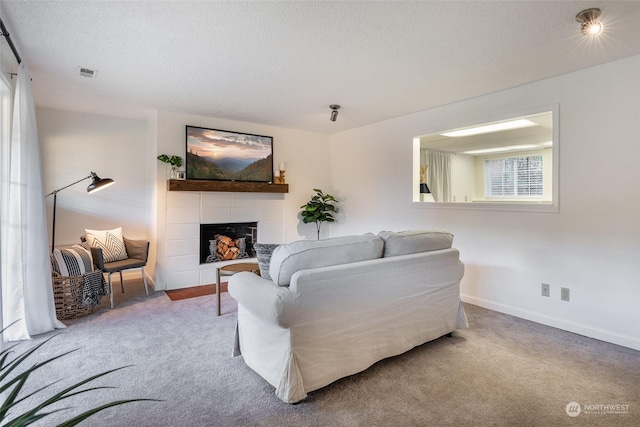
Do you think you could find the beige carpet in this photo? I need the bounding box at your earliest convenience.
[15,279,640,426]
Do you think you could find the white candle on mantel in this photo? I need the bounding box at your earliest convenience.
[274,170,280,177]
[279,161,286,171]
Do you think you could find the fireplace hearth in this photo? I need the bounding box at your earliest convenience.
[200,222,257,264]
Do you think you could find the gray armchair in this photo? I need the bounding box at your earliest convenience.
[89,237,149,308]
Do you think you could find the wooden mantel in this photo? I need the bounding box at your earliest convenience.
[167,179,288,193]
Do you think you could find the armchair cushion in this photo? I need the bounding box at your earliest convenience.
[89,237,149,272]
[85,227,128,263]
[123,237,149,262]
[100,257,147,273]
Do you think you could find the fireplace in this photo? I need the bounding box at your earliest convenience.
[199,222,258,264]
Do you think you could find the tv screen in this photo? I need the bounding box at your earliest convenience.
[185,126,274,182]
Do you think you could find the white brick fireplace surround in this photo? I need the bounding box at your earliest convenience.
[161,191,284,290]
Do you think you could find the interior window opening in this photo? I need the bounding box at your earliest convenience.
[413,108,557,210]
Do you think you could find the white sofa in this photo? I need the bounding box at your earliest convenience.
[228,230,468,403]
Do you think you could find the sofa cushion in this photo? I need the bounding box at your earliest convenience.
[378,229,453,257]
[269,233,384,286]
[254,243,280,280]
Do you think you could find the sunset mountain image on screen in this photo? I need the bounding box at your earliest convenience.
[185,126,274,182]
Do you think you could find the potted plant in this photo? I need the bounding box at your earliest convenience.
[157,154,183,179]
[299,188,338,239]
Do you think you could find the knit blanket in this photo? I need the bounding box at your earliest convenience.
[82,270,108,307]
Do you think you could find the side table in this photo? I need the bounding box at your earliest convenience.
[216,262,260,316]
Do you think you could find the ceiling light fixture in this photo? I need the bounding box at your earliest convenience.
[330,104,340,122]
[462,141,552,156]
[440,119,537,138]
[576,8,603,36]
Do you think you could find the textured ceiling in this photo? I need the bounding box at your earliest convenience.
[2,1,640,134]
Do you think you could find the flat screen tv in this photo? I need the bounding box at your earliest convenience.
[185,126,274,182]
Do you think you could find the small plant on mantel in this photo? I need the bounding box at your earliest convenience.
[157,154,183,179]
[157,154,182,167]
[299,188,338,240]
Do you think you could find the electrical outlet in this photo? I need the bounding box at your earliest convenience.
[561,287,570,302]
[541,283,550,297]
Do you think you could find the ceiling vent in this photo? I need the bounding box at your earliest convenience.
[77,66,98,78]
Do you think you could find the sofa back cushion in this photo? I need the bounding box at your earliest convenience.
[269,233,384,286]
[378,229,453,257]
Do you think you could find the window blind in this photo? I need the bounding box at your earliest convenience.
[485,155,543,198]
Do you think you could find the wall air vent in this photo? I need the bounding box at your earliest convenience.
[76,66,98,78]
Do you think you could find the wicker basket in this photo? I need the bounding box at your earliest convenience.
[52,272,99,320]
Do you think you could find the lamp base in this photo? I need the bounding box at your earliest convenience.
[420,193,435,202]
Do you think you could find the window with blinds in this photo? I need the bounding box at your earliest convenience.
[485,155,543,198]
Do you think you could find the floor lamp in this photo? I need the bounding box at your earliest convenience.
[45,171,115,253]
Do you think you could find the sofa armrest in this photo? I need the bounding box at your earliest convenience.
[228,272,293,327]
[123,237,149,262]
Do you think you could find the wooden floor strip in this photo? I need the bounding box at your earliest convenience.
[165,282,228,301]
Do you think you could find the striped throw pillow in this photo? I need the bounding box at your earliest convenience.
[52,245,93,277]
[254,243,280,280]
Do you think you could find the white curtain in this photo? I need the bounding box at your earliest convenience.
[1,63,64,341]
[422,149,452,202]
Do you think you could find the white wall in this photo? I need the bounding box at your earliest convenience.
[38,108,156,275]
[328,55,640,351]
[154,110,331,290]
[34,52,640,350]
[450,153,474,202]
[37,106,330,291]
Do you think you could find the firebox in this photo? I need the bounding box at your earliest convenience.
[199,222,258,264]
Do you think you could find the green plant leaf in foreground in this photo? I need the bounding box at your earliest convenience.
[0,333,160,426]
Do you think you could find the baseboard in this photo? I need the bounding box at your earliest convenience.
[461,294,640,352]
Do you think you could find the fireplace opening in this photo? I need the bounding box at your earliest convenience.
[200,222,258,264]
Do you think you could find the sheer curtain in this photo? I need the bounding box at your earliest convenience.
[421,149,452,202]
[0,70,10,344]
[1,63,64,341]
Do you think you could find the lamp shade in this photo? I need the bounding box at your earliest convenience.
[87,171,115,194]
[419,183,431,194]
